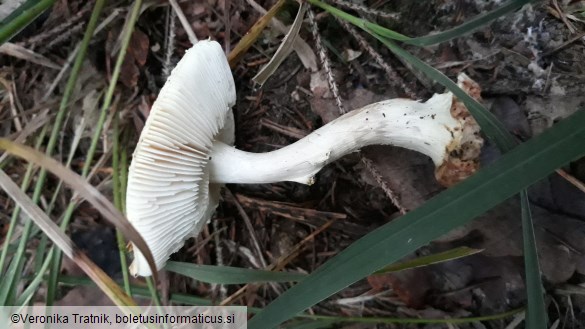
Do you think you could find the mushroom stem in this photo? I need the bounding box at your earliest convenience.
[209,92,469,185]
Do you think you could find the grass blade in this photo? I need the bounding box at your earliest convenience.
[0,170,138,308]
[0,0,56,45]
[55,274,521,326]
[253,2,308,85]
[306,0,409,42]
[367,36,545,328]
[0,138,158,279]
[374,247,483,274]
[407,0,535,46]
[248,109,585,328]
[44,0,147,305]
[227,0,286,67]
[307,0,537,47]
[0,127,48,305]
[521,191,547,327]
[0,126,46,275]
[165,262,306,284]
[113,114,131,296]
[291,308,523,325]
[1,0,107,306]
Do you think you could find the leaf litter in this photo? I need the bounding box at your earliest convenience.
[0,0,584,327]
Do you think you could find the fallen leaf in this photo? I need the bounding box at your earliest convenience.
[368,268,430,308]
[118,29,150,88]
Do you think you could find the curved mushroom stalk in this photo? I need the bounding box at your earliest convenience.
[126,39,483,277]
[209,74,483,187]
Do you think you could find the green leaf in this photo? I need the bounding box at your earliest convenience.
[0,0,57,45]
[248,110,585,328]
[374,247,483,274]
[307,0,537,47]
[306,0,409,42]
[55,274,522,325]
[289,308,523,325]
[520,191,547,326]
[366,36,546,329]
[405,0,536,46]
[165,262,306,284]
[283,320,336,329]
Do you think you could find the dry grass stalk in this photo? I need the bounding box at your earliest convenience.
[307,7,345,114]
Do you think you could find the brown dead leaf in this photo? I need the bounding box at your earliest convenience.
[366,273,394,291]
[118,29,149,88]
[128,29,149,66]
[368,269,430,308]
[119,57,140,89]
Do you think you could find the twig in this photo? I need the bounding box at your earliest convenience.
[224,189,283,296]
[0,77,23,131]
[272,218,337,271]
[260,119,308,140]
[220,218,337,306]
[22,3,91,48]
[555,168,585,194]
[234,193,367,235]
[551,0,576,34]
[168,0,198,45]
[44,23,85,51]
[224,189,268,268]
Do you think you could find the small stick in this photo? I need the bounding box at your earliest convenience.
[260,119,308,140]
[556,168,585,194]
[224,189,283,295]
[224,189,268,269]
[220,218,337,306]
[168,0,198,44]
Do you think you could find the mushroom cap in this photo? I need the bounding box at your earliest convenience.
[127,40,236,277]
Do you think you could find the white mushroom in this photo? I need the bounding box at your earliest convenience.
[127,40,483,277]
[127,40,235,277]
